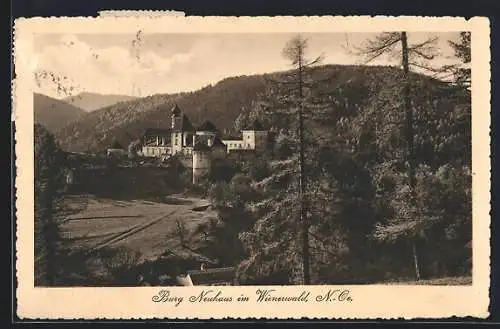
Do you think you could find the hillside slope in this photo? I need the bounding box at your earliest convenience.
[54,65,467,153]
[34,93,86,133]
[55,74,267,152]
[63,92,138,112]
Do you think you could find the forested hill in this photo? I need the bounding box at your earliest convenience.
[54,65,466,153]
[34,93,86,133]
[55,74,267,152]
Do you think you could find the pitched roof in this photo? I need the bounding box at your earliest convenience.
[182,115,195,131]
[243,119,265,131]
[171,103,182,115]
[196,120,219,132]
[187,267,236,285]
[143,128,171,137]
[172,114,195,132]
[222,134,242,140]
[193,142,211,151]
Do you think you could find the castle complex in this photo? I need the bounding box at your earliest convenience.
[138,104,268,183]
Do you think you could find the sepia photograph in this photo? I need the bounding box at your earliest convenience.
[14,16,490,319]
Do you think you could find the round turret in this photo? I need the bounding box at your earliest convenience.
[192,142,212,184]
[211,136,227,159]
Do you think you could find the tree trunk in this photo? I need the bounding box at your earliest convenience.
[401,31,421,282]
[298,53,311,285]
[41,165,56,286]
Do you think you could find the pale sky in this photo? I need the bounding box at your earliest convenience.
[33,32,462,99]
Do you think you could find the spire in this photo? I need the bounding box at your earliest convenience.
[110,139,124,150]
[171,103,182,116]
[243,119,265,131]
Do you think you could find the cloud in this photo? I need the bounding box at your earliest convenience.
[34,34,194,98]
[33,32,463,99]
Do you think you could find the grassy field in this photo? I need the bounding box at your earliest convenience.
[384,276,472,285]
[58,193,472,286]
[60,193,217,263]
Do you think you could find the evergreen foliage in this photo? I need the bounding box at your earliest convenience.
[34,123,65,285]
[206,34,472,284]
[38,33,472,285]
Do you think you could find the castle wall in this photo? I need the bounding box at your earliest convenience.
[223,139,245,152]
[182,147,193,156]
[140,145,192,158]
[212,147,227,159]
[177,153,193,168]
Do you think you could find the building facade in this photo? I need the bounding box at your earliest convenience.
[141,128,172,157]
[178,266,236,286]
[192,141,212,184]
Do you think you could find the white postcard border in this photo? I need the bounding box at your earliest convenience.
[13,16,491,319]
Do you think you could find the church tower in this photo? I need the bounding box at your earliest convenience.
[171,103,182,130]
[170,104,194,155]
[192,136,212,184]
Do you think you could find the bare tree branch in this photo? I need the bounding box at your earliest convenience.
[353,32,401,64]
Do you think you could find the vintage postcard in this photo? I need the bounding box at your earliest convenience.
[13,16,491,319]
